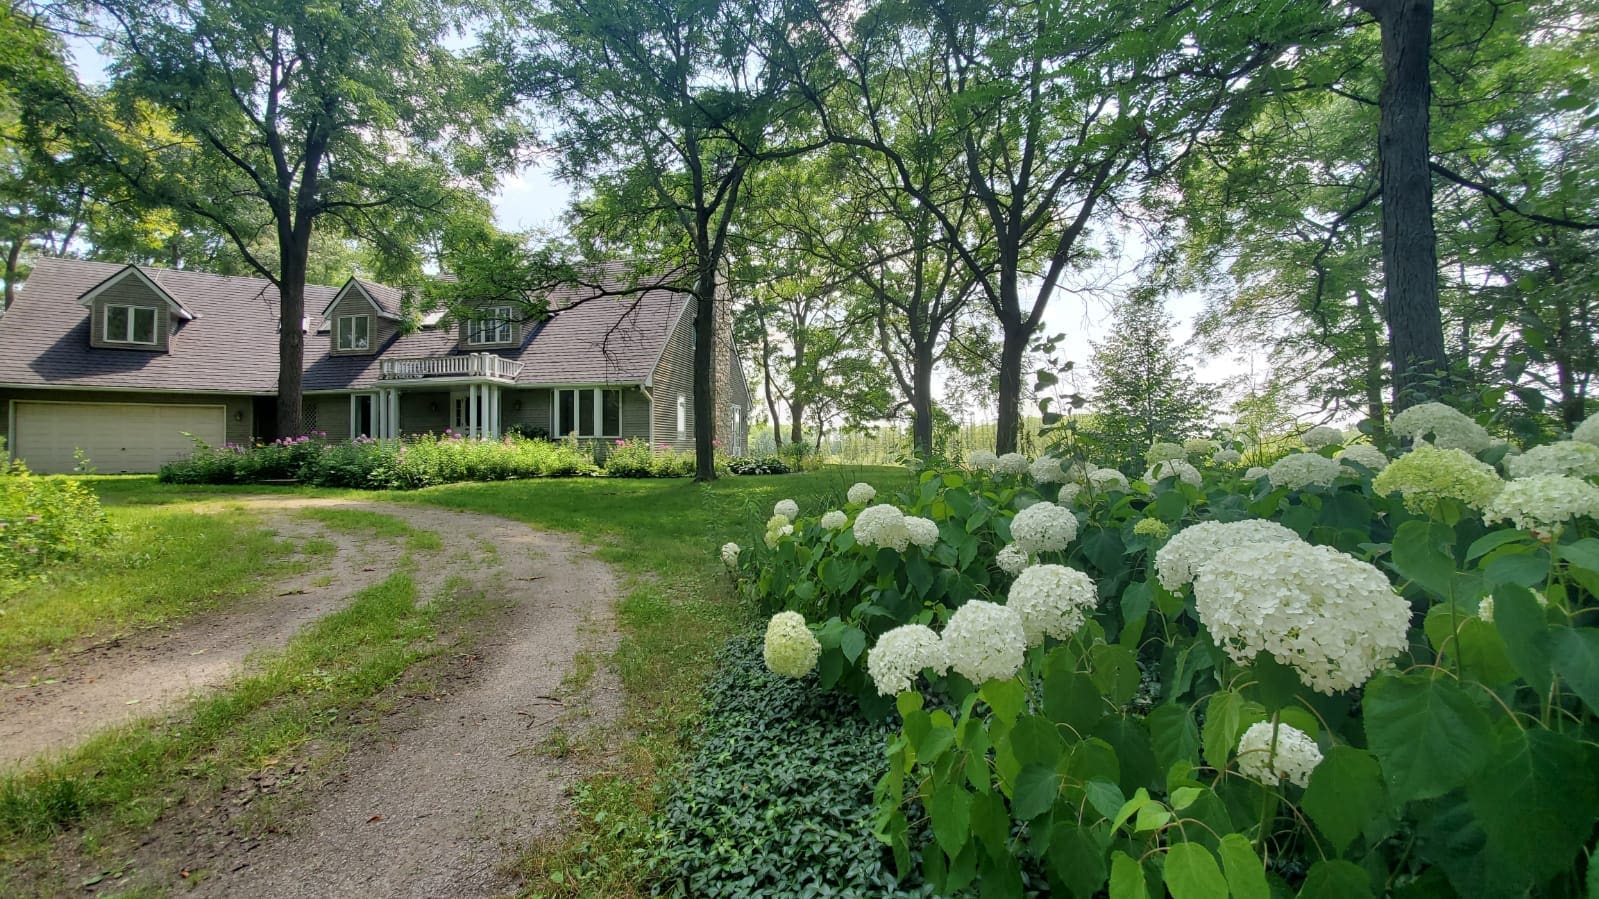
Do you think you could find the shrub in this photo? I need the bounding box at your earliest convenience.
[0,462,112,578]
[602,438,695,478]
[727,454,791,475]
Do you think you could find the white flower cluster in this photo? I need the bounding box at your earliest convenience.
[1301,426,1346,450]
[1132,518,1170,539]
[853,504,912,551]
[764,514,793,549]
[1336,444,1390,473]
[996,544,1031,576]
[943,600,1027,684]
[1193,541,1411,694]
[1007,564,1098,645]
[763,611,821,678]
[1147,459,1203,487]
[866,624,950,696]
[905,516,940,549]
[1211,448,1242,467]
[847,482,877,505]
[1391,402,1494,453]
[1576,411,1599,447]
[1009,502,1079,554]
[773,498,800,521]
[1031,455,1069,484]
[1506,441,1599,480]
[1483,474,1599,535]
[1371,445,1503,515]
[1235,722,1323,788]
[966,450,999,470]
[1089,468,1130,492]
[997,452,1031,475]
[820,510,848,530]
[721,542,741,569]
[1244,466,1269,480]
[1057,483,1082,505]
[1267,452,1341,490]
[1155,518,1303,591]
[1147,442,1188,464]
[1183,437,1218,455]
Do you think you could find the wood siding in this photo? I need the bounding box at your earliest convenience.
[326,287,398,356]
[650,298,697,452]
[88,276,172,352]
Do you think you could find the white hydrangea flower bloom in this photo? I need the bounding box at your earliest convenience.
[1155,519,1303,591]
[820,510,848,530]
[1211,448,1242,467]
[943,600,1027,685]
[1006,564,1098,646]
[773,498,800,521]
[1194,541,1411,694]
[995,544,1030,576]
[847,482,877,505]
[1506,441,1599,480]
[905,516,940,549]
[763,611,821,678]
[1133,518,1170,539]
[866,624,950,696]
[997,452,1031,475]
[764,514,794,549]
[1371,445,1503,515]
[1057,483,1082,505]
[1183,437,1218,456]
[720,542,740,569]
[1483,474,1599,535]
[1267,453,1341,490]
[1146,442,1188,464]
[1146,459,1203,487]
[1009,502,1079,554]
[1575,411,1599,447]
[1088,468,1130,492]
[1235,722,1323,788]
[1031,455,1069,484]
[1244,466,1269,480]
[1336,444,1390,473]
[1391,402,1494,453]
[1301,426,1346,450]
[967,450,999,470]
[853,503,912,551]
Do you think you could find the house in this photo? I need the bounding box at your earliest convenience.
[0,258,753,473]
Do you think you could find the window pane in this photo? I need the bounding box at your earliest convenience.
[496,307,512,342]
[558,390,576,436]
[338,317,352,349]
[106,305,129,341]
[132,307,156,343]
[602,390,621,436]
[579,389,597,437]
[354,316,369,348]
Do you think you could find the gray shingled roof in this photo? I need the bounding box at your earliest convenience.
[0,257,689,394]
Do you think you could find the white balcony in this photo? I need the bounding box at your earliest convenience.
[378,352,522,382]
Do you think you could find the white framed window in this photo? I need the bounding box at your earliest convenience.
[337,314,371,350]
[467,306,514,345]
[553,388,623,438]
[676,394,686,436]
[104,304,158,345]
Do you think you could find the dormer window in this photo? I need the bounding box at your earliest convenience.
[467,306,514,345]
[337,314,371,351]
[105,304,158,345]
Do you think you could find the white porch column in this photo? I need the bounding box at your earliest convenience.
[469,382,481,439]
[491,385,502,438]
[388,389,400,439]
[374,390,385,440]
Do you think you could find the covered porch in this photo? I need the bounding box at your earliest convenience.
[366,352,522,439]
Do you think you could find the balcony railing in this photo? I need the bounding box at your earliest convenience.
[378,352,522,382]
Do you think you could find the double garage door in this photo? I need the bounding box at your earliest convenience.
[12,401,226,474]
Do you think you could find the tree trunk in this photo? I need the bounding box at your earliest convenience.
[1354,287,1389,439]
[3,239,21,309]
[789,401,805,447]
[1362,0,1449,408]
[759,331,783,448]
[693,262,718,482]
[995,322,1029,454]
[276,234,309,438]
[911,341,936,461]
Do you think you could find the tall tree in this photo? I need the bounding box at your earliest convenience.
[509,0,821,481]
[1084,291,1215,468]
[46,0,520,435]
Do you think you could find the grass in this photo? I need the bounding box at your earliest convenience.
[295,506,444,552]
[0,569,482,897]
[0,505,301,674]
[392,464,915,896]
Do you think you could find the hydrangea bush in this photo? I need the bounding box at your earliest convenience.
[719,422,1599,897]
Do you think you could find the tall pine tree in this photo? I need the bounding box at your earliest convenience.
[1084,293,1215,469]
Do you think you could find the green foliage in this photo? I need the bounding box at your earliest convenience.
[601,438,695,478]
[727,455,793,475]
[0,462,111,578]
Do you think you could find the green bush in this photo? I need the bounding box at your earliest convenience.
[727,410,1599,897]
[0,462,112,578]
[602,438,695,478]
[728,455,792,475]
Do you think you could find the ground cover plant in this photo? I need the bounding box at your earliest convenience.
[0,462,111,580]
[721,407,1599,897]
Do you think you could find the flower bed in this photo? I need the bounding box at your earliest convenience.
[705,404,1599,897]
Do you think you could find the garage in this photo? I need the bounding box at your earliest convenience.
[11,401,226,474]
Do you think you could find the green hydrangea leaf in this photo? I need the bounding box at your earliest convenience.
[1466,728,1599,884]
[1550,626,1599,713]
[1216,834,1269,899]
[1147,703,1200,775]
[929,784,972,856]
[1296,860,1373,898]
[1010,764,1060,820]
[1302,746,1390,853]
[1109,851,1149,899]
[1164,842,1227,899]
[1364,674,1493,803]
